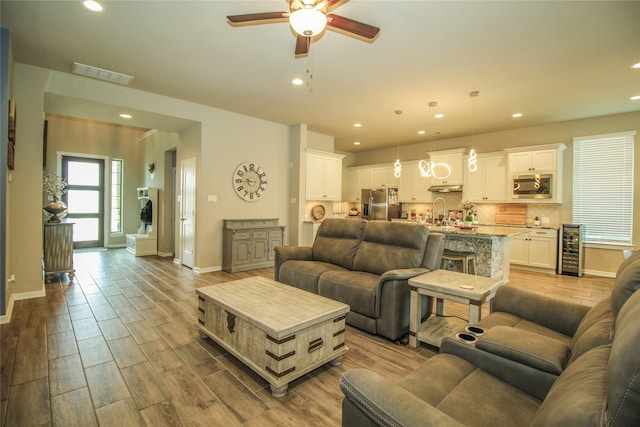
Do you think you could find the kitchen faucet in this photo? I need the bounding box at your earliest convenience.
[433,197,446,226]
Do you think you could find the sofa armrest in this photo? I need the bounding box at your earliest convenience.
[340,369,464,427]
[491,286,590,337]
[379,268,430,283]
[273,246,313,281]
[475,326,570,375]
[440,336,558,401]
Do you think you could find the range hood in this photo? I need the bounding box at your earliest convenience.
[428,184,463,193]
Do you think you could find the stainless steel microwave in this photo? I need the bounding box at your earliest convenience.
[512,174,552,199]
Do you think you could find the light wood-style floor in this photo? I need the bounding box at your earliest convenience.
[0,249,614,426]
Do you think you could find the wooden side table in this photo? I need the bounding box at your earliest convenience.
[44,222,75,283]
[408,269,503,348]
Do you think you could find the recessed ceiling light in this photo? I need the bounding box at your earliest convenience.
[119,113,132,119]
[512,113,523,118]
[434,113,444,119]
[83,1,103,12]
[353,141,361,145]
[418,130,426,135]
[631,63,640,69]
[631,95,640,101]
[354,123,362,128]
[292,78,304,85]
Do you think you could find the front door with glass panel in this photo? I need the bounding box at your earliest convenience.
[61,156,105,248]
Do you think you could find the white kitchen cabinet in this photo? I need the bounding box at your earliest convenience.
[346,167,371,202]
[306,150,345,201]
[509,149,557,173]
[510,228,558,272]
[463,152,507,202]
[427,148,464,185]
[369,165,398,189]
[398,161,431,202]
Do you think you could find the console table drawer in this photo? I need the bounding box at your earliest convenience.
[252,230,268,238]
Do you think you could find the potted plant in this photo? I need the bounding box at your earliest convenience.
[459,200,475,227]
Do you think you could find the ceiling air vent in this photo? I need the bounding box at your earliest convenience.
[72,62,134,85]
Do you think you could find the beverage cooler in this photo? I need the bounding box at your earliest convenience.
[559,224,585,277]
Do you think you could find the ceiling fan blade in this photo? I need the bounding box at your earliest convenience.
[324,0,349,13]
[227,12,288,25]
[295,35,310,57]
[326,14,380,40]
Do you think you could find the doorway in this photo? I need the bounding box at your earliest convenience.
[61,156,105,249]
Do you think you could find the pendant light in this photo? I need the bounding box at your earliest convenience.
[419,102,450,179]
[393,110,402,178]
[468,91,480,172]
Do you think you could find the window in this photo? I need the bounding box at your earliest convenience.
[111,159,123,234]
[572,131,635,245]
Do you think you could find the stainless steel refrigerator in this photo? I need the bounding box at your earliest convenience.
[361,188,401,221]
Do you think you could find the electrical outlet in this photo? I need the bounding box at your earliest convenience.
[8,274,15,282]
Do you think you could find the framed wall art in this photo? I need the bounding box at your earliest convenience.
[7,99,15,170]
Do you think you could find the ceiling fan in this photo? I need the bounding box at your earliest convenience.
[227,0,380,57]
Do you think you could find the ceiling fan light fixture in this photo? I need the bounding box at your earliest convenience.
[289,8,327,37]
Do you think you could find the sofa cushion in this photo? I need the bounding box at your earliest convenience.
[278,260,347,293]
[568,298,613,363]
[477,313,572,346]
[400,354,540,426]
[605,290,640,426]
[531,345,609,426]
[353,221,429,275]
[611,257,640,318]
[476,326,570,375]
[318,270,379,318]
[312,218,366,270]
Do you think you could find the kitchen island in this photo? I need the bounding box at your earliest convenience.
[428,225,528,283]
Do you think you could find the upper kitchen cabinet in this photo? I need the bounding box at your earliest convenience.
[346,167,371,202]
[427,148,465,185]
[505,143,567,203]
[507,144,566,174]
[369,165,399,189]
[306,149,345,201]
[398,161,432,202]
[463,152,507,203]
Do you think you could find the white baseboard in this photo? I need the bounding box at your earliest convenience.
[583,269,616,278]
[1,283,47,324]
[157,251,173,258]
[173,258,181,265]
[193,265,222,274]
[0,295,14,324]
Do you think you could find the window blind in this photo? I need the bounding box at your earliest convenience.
[572,131,635,245]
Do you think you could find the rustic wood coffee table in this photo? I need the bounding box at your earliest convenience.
[408,269,504,348]
[196,276,349,397]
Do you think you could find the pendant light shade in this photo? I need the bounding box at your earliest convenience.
[290,8,327,36]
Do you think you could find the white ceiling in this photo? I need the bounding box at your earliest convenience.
[2,1,639,153]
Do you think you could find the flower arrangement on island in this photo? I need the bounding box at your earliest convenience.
[459,200,476,222]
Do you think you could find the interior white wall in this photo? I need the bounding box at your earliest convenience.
[10,63,294,291]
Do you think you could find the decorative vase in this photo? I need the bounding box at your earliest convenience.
[44,196,67,223]
[464,221,473,227]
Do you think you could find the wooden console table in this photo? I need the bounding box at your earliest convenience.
[408,269,503,348]
[44,222,75,283]
[222,219,285,273]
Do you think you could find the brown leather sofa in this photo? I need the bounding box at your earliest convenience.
[274,218,445,341]
[340,254,640,426]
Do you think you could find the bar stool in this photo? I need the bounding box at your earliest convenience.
[441,249,478,275]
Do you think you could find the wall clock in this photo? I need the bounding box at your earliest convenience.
[233,162,267,202]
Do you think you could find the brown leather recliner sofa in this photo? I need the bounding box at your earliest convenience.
[340,253,640,426]
[274,218,445,341]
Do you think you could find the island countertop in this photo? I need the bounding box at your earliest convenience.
[427,225,530,238]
